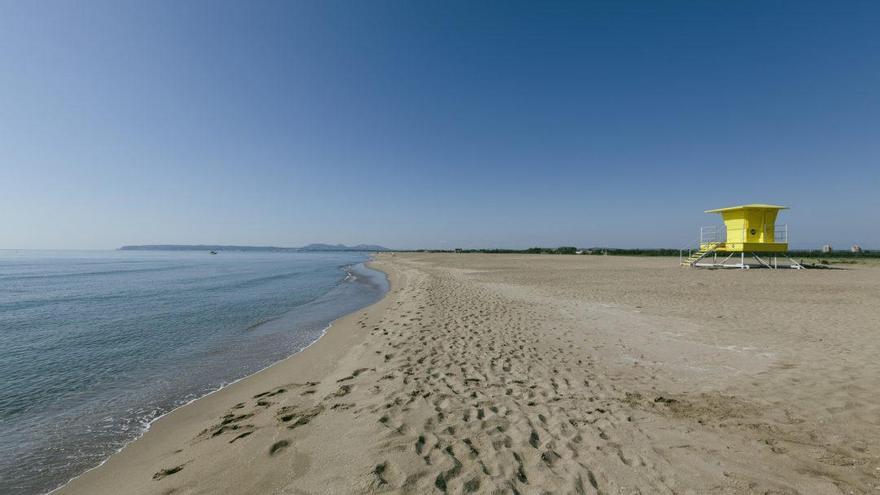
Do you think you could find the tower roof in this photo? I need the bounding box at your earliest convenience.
[705,204,788,214]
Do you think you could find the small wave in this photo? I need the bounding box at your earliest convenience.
[0,264,183,282]
[243,316,282,331]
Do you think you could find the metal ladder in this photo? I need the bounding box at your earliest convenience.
[680,242,721,267]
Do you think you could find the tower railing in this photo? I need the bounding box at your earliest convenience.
[701,224,788,244]
[770,224,788,243]
[700,225,725,244]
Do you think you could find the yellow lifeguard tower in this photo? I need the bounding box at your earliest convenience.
[681,204,802,269]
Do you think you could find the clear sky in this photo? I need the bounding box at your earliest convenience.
[1,1,878,250]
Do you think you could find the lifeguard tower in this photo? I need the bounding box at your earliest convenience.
[680,204,803,269]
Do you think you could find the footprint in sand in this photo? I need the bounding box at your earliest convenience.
[372,462,389,487]
[199,411,255,439]
[277,404,325,429]
[229,431,253,443]
[337,368,372,382]
[269,440,290,456]
[253,387,286,399]
[153,464,185,480]
[332,384,353,397]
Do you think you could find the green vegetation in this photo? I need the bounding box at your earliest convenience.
[524,246,578,255]
[582,248,681,256]
[781,250,879,266]
[407,248,879,261]
[787,250,880,259]
[408,247,675,255]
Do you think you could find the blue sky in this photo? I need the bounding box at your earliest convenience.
[1,1,878,250]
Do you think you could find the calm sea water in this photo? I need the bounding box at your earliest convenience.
[0,250,388,495]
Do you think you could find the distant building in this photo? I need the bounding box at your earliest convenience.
[851,244,862,253]
[822,244,833,253]
[454,248,463,253]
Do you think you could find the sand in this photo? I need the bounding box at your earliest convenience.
[57,253,880,494]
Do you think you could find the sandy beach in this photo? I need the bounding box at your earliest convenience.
[57,253,880,494]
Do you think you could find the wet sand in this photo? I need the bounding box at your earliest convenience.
[58,254,880,494]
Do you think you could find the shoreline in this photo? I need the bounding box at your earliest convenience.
[54,258,395,495]
[54,253,880,493]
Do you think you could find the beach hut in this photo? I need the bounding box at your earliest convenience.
[681,204,802,269]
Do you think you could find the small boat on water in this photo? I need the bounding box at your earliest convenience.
[209,251,218,255]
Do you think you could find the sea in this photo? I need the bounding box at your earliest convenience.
[0,249,388,495]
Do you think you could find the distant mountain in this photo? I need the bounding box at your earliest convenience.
[118,244,391,252]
